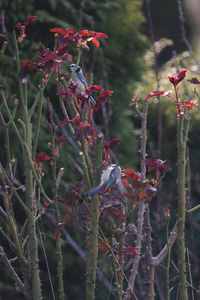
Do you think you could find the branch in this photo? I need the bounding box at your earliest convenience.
[124,99,148,300]
[177,0,200,71]
[152,221,178,267]
[0,246,28,298]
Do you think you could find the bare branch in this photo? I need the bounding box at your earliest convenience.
[0,246,28,297]
[152,221,178,267]
[177,0,200,71]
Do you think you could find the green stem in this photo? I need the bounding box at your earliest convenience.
[166,216,171,300]
[0,163,30,216]
[1,90,23,144]
[52,131,65,300]
[32,82,45,159]
[81,140,93,186]
[0,41,8,57]
[187,204,200,214]
[14,34,42,300]
[177,113,189,300]
[86,134,103,300]
[13,30,25,110]
[2,192,24,260]
[0,113,11,173]
[23,142,53,204]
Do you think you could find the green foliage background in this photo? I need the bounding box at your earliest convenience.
[1,0,200,299]
[0,0,148,299]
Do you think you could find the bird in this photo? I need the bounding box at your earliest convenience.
[69,64,96,105]
[90,164,125,196]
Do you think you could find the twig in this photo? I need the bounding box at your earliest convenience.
[177,0,200,71]
[0,245,28,298]
[152,221,178,267]
[37,223,56,300]
[186,248,195,300]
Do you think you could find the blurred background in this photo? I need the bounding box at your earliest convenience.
[1,0,200,299]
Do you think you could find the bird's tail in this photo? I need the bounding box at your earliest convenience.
[89,182,106,196]
[89,96,96,105]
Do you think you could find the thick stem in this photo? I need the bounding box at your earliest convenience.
[52,131,65,300]
[124,99,148,300]
[177,113,189,300]
[86,134,103,300]
[14,34,41,299]
[142,204,154,300]
[25,113,41,300]
[166,216,171,300]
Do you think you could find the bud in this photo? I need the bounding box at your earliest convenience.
[144,185,157,198]
[164,204,171,219]
[13,94,19,106]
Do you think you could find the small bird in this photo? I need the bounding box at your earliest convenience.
[90,164,125,196]
[69,64,96,105]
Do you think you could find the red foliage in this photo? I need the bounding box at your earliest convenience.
[188,77,200,85]
[123,168,140,179]
[144,90,165,100]
[53,223,64,242]
[143,158,171,173]
[168,70,187,87]
[182,99,198,110]
[16,16,36,43]
[34,152,51,163]
[104,138,120,163]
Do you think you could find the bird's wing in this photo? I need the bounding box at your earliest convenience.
[76,69,88,89]
[105,168,116,189]
[89,96,96,105]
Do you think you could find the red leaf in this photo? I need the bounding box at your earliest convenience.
[124,247,136,256]
[177,70,187,82]
[121,178,129,188]
[96,32,108,39]
[104,138,120,150]
[144,90,165,100]
[24,16,36,27]
[53,223,64,242]
[111,210,125,222]
[123,168,140,179]
[91,37,100,47]
[34,152,51,162]
[57,114,80,127]
[188,77,200,85]
[182,99,198,110]
[85,85,103,93]
[50,28,68,36]
[168,70,187,86]
[57,135,66,146]
[96,90,113,103]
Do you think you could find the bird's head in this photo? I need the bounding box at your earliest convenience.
[70,64,81,73]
